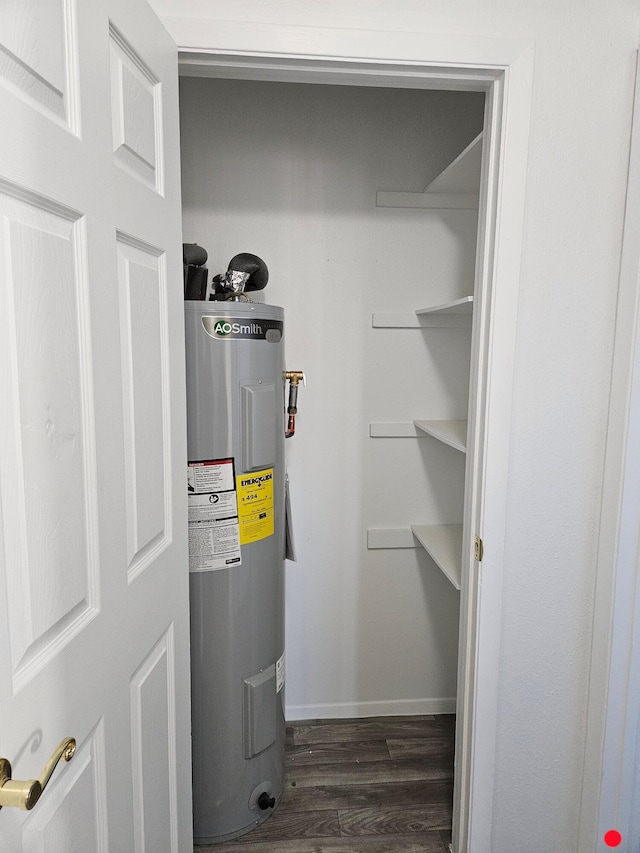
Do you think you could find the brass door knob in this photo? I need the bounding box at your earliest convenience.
[0,738,76,810]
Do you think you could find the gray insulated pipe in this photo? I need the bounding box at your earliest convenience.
[183,243,209,300]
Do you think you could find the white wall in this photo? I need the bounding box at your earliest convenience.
[179,77,484,716]
[149,1,640,850]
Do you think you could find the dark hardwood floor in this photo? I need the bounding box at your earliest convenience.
[199,714,455,853]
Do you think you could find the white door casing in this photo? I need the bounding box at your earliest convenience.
[580,53,640,852]
[0,1,191,851]
[175,29,534,852]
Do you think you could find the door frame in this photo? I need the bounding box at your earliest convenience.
[579,53,640,852]
[173,22,534,852]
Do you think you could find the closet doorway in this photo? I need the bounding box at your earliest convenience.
[178,47,532,853]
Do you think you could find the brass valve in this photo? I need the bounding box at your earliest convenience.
[284,371,305,385]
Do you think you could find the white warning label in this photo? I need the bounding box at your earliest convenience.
[187,458,241,572]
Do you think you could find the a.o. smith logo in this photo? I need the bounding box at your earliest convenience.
[214,320,260,337]
[201,316,283,342]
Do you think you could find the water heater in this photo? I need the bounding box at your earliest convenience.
[184,300,288,844]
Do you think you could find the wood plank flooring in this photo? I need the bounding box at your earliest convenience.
[198,714,455,853]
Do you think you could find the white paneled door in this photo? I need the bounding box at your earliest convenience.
[0,1,192,851]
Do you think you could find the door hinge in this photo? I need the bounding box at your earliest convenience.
[474,535,484,562]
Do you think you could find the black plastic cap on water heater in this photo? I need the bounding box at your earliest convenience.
[227,253,269,292]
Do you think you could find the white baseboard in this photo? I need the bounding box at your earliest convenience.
[285,697,456,721]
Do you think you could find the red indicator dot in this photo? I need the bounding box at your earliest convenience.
[604,830,622,847]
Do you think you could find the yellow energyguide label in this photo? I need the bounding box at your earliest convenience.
[236,468,274,544]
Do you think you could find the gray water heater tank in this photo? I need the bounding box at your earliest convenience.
[184,301,286,844]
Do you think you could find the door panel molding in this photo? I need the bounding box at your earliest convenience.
[0,0,80,132]
[130,626,178,853]
[109,23,163,193]
[116,234,171,582]
[0,181,99,693]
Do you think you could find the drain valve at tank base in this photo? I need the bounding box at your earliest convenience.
[258,792,276,810]
[249,781,276,812]
[284,371,305,438]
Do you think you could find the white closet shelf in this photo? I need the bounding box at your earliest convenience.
[369,420,467,451]
[372,296,473,329]
[423,133,483,194]
[413,419,467,452]
[376,132,483,210]
[366,524,462,591]
[415,295,473,316]
[411,524,462,590]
